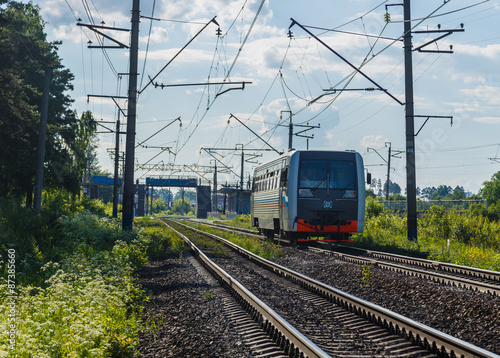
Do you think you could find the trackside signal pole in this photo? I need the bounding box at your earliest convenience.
[122,0,140,230]
[403,0,418,241]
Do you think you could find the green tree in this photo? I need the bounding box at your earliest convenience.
[0,1,92,203]
[171,199,194,216]
[479,171,500,206]
[449,186,466,200]
[151,198,166,213]
[365,188,376,199]
[174,190,196,203]
[430,185,452,200]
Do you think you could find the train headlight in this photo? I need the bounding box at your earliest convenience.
[299,189,313,197]
[343,190,356,199]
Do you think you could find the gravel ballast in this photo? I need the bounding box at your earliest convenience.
[137,253,250,357]
[137,244,500,356]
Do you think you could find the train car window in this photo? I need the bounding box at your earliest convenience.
[299,160,327,189]
[329,160,356,189]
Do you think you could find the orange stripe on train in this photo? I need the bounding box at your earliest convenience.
[296,219,358,233]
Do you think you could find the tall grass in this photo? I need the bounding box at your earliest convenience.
[186,221,282,260]
[353,200,500,271]
[0,197,188,357]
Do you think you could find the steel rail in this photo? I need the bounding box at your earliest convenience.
[173,219,500,358]
[364,249,500,283]
[191,220,500,294]
[312,248,500,296]
[161,220,330,358]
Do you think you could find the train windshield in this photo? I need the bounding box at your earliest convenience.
[299,160,356,190]
[299,160,327,189]
[330,161,356,189]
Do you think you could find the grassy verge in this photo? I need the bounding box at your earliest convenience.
[213,214,257,231]
[351,201,500,272]
[0,201,187,357]
[182,220,281,260]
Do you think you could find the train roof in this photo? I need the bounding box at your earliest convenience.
[253,149,360,172]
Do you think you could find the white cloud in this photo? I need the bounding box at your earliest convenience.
[473,117,500,124]
[460,85,500,106]
[158,0,273,32]
[141,47,215,62]
[141,27,170,44]
[456,43,500,59]
[361,134,387,148]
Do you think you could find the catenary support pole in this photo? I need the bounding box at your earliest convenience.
[112,118,120,218]
[239,149,244,214]
[386,143,391,201]
[122,0,140,230]
[404,0,418,241]
[34,70,51,214]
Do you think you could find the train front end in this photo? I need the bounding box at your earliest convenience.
[285,150,365,242]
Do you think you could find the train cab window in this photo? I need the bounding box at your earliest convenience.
[299,160,327,189]
[329,160,356,189]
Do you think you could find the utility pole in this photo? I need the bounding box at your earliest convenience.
[403,0,417,242]
[213,161,218,212]
[280,110,293,151]
[385,142,392,201]
[240,147,244,214]
[367,144,403,200]
[203,146,270,214]
[278,110,319,151]
[150,186,154,214]
[112,118,120,218]
[122,0,140,230]
[33,70,51,214]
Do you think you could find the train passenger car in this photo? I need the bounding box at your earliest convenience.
[251,150,366,243]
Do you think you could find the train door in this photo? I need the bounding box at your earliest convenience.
[279,163,289,232]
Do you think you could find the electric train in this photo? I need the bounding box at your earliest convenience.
[251,150,366,244]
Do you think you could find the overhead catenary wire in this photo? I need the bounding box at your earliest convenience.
[390,0,491,23]
[210,0,266,103]
[285,0,456,131]
[79,0,119,77]
[237,1,453,158]
[139,0,157,93]
[174,0,266,158]
[65,1,496,185]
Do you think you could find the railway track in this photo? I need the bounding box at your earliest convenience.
[161,218,499,358]
[193,219,500,296]
[312,245,500,296]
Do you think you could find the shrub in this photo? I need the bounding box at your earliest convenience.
[365,199,384,218]
[231,214,252,230]
[0,239,147,357]
[353,203,500,271]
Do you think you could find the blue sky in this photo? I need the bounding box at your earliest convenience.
[33,0,500,194]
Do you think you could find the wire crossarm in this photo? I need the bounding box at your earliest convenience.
[413,26,465,53]
[77,22,130,49]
